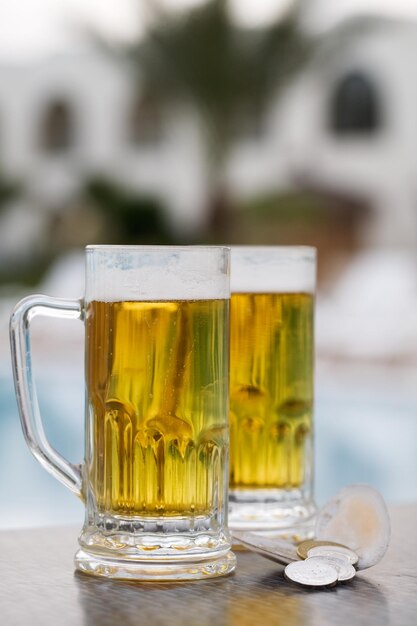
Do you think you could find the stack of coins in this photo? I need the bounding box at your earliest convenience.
[284,540,358,588]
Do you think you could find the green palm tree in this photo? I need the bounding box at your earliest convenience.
[129,0,312,236]
[0,174,19,209]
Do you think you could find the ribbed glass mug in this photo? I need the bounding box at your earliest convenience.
[228,246,317,537]
[10,245,235,581]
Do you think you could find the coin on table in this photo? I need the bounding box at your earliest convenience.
[284,559,339,588]
[297,539,351,560]
[307,545,359,567]
[305,555,356,582]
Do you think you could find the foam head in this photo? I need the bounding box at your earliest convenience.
[85,246,230,302]
[231,246,316,294]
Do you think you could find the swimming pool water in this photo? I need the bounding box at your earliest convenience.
[1,362,416,529]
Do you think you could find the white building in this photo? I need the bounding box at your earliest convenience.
[0,51,209,258]
[1,12,417,260]
[283,16,417,249]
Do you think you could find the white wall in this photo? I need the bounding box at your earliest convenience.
[0,52,210,248]
[1,19,417,254]
[280,21,417,247]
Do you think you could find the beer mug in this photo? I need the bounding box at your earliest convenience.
[228,247,316,536]
[10,245,236,580]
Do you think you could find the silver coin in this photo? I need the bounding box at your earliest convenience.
[306,555,356,582]
[284,559,339,587]
[297,539,348,560]
[307,545,359,566]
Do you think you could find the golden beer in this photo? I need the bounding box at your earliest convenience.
[86,298,229,517]
[229,292,313,490]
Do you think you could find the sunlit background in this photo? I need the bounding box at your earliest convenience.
[1,0,417,528]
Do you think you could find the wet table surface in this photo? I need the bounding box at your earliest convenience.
[1,505,416,626]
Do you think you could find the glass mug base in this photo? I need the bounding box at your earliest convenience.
[228,488,317,540]
[75,512,236,581]
[75,549,236,581]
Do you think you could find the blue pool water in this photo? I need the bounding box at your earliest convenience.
[1,362,416,529]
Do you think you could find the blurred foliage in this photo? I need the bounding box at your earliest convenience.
[83,177,175,244]
[228,190,363,276]
[0,175,178,286]
[132,0,311,167]
[0,174,20,210]
[0,175,44,285]
[83,1,315,238]
[0,255,55,287]
[127,0,312,235]
[243,191,332,222]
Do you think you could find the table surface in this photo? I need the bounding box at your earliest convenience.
[1,505,416,626]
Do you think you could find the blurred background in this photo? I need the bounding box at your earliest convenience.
[1,0,417,528]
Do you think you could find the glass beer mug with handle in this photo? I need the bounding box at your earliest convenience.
[229,246,317,537]
[10,245,236,581]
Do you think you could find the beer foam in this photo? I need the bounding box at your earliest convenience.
[231,246,316,294]
[85,246,230,301]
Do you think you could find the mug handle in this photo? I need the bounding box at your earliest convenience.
[10,295,84,498]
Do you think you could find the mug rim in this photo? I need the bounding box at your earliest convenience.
[230,245,316,256]
[86,244,231,252]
